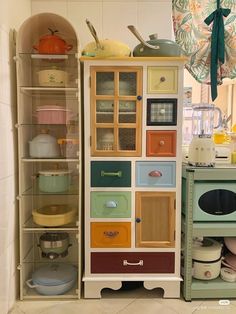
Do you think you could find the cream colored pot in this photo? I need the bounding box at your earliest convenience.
[38,68,68,87]
[192,238,222,280]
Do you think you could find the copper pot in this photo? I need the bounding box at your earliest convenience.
[33,28,73,54]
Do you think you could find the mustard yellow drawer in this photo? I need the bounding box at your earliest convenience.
[91,222,131,248]
[147,66,178,94]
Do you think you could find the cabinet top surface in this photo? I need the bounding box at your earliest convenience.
[182,162,236,180]
[182,162,236,171]
[80,56,187,62]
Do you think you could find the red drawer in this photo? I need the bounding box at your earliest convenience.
[91,252,174,273]
[146,130,176,157]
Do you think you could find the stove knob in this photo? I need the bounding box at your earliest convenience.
[204,271,211,278]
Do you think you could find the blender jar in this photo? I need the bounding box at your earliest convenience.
[191,104,222,138]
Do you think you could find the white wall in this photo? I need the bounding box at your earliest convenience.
[0,1,31,314]
[31,0,173,50]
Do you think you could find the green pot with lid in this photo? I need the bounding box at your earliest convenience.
[38,169,72,193]
[128,25,181,57]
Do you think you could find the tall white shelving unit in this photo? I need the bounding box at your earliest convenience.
[16,13,82,299]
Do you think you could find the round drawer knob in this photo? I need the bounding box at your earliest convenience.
[159,140,165,146]
[204,271,212,278]
[137,95,142,101]
[160,76,166,82]
[135,217,141,223]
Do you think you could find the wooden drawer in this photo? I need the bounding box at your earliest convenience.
[147,66,178,94]
[91,161,131,187]
[146,130,176,157]
[147,98,177,126]
[136,161,176,187]
[91,222,131,248]
[91,252,175,273]
[91,191,131,218]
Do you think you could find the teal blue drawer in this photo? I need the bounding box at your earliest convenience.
[91,161,131,187]
[136,161,176,187]
[91,192,131,218]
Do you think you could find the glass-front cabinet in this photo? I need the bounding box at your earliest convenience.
[81,57,185,299]
[16,14,81,300]
[90,67,142,156]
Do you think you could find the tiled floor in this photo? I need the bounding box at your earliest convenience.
[9,286,236,314]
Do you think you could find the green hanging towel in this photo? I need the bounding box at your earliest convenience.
[204,0,231,100]
[172,0,236,101]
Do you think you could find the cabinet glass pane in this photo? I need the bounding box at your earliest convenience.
[18,53,78,88]
[21,195,78,229]
[119,72,136,95]
[19,89,79,125]
[96,72,114,95]
[19,125,79,159]
[119,101,136,123]
[21,161,79,196]
[96,100,114,123]
[96,128,114,151]
[118,128,136,151]
[22,232,78,262]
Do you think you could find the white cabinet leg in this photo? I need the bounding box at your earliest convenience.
[144,281,180,298]
[84,281,122,299]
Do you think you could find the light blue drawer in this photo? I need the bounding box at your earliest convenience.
[91,191,131,218]
[136,161,176,187]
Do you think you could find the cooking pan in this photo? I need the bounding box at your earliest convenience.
[127,25,181,57]
[82,19,131,57]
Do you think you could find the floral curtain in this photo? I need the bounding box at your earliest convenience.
[172,0,236,100]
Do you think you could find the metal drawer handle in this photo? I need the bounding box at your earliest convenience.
[103,231,119,238]
[105,200,117,208]
[160,108,165,115]
[160,76,166,82]
[123,260,144,266]
[159,140,165,146]
[101,170,122,177]
[148,170,162,177]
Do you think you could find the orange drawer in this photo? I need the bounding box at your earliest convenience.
[91,222,131,248]
[91,252,175,273]
[146,130,176,157]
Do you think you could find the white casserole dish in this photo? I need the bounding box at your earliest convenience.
[26,263,77,295]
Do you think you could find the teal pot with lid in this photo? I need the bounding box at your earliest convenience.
[38,169,72,193]
[127,25,181,57]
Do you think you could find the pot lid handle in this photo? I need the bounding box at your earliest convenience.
[86,19,103,50]
[127,25,160,50]
[48,28,59,35]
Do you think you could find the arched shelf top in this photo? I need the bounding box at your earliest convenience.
[17,12,79,53]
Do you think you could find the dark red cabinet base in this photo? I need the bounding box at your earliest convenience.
[91,252,175,273]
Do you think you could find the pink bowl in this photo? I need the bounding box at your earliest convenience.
[36,105,72,124]
[224,237,236,255]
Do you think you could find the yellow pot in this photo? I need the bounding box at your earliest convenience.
[32,204,76,226]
